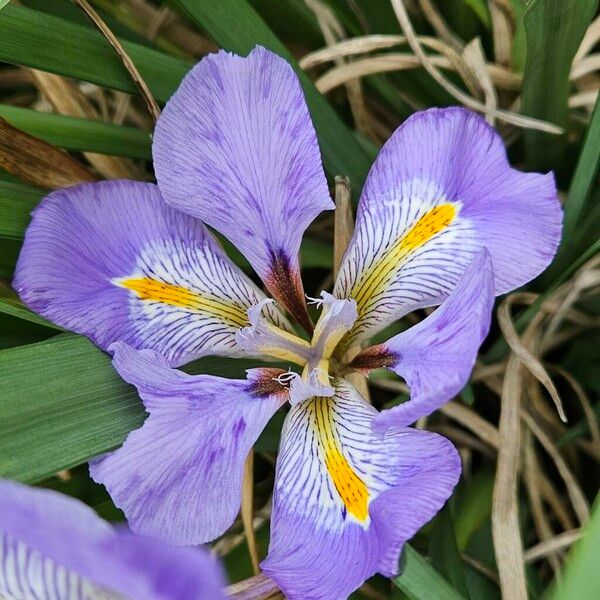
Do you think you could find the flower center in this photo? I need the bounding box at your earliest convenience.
[236,293,358,403]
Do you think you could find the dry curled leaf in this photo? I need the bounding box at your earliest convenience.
[0,117,97,188]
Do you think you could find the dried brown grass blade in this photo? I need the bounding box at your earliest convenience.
[334,176,371,401]
[0,117,97,188]
[121,0,217,57]
[71,0,161,123]
[302,33,521,91]
[524,529,583,563]
[498,296,567,422]
[304,0,375,140]
[574,14,600,63]
[439,401,501,449]
[523,431,563,577]
[521,410,590,525]
[551,366,600,456]
[333,176,353,279]
[420,0,463,52]
[462,38,498,125]
[492,349,528,600]
[241,449,259,575]
[488,0,513,66]
[226,573,282,599]
[30,70,139,179]
[389,0,562,133]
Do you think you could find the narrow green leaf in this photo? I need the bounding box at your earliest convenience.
[453,470,494,551]
[429,507,470,598]
[549,497,600,600]
[0,298,62,331]
[0,105,152,159]
[0,4,190,102]
[394,545,466,600]
[0,180,44,241]
[0,239,20,279]
[0,0,10,11]
[510,0,527,71]
[0,3,371,192]
[463,0,491,27]
[172,0,371,191]
[561,93,600,246]
[521,0,598,170]
[0,333,257,483]
[543,94,600,281]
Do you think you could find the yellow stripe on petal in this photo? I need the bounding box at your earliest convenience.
[352,203,457,314]
[115,276,249,327]
[314,397,369,523]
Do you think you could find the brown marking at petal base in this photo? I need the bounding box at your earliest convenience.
[265,249,313,334]
[349,345,397,374]
[249,368,289,398]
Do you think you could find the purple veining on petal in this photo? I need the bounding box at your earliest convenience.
[334,106,562,343]
[13,180,284,367]
[371,249,495,430]
[262,381,461,599]
[0,479,226,600]
[90,343,287,545]
[153,46,333,322]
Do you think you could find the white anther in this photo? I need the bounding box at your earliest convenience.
[305,295,324,308]
[273,369,299,385]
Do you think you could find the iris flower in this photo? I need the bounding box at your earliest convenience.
[0,478,225,599]
[15,47,561,599]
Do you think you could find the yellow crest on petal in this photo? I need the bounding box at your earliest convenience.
[314,397,369,523]
[115,276,248,327]
[352,203,457,315]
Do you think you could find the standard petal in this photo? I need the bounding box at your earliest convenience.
[90,343,288,545]
[153,46,333,330]
[14,180,288,367]
[261,381,461,600]
[0,479,226,600]
[352,250,495,430]
[334,107,562,343]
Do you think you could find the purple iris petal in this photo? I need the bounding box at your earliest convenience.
[261,380,460,600]
[334,106,562,343]
[0,478,226,600]
[90,342,288,545]
[14,180,287,367]
[153,46,333,330]
[353,250,494,430]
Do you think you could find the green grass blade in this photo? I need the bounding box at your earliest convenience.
[561,93,600,244]
[544,93,600,281]
[429,507,470,598]
[0,298,63,331]
[549,496,600,599]
[0,180,44,241]
[463,0,491,27]
[521,0,598,170]
[172,0,371,191]
[0,105,151,159]
[394,545,466,600]
[0,4,190,102]
[0,333,257,483]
